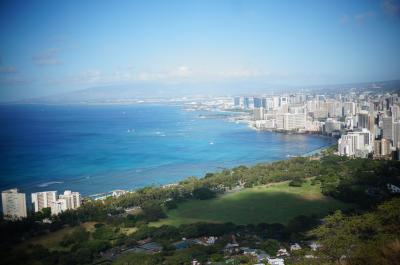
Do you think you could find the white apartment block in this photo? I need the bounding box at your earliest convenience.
[51,198,68,215]
[32,191,57,212]
[343,102,357,116]
[50,190,81,215]
[1,188,27,220]
[338,129,373,157]
[283,113,306,131]
[253,107,264,120]
[59,190,81,209]
[324,118,342,134]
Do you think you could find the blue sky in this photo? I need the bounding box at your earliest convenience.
[0,0,400,101]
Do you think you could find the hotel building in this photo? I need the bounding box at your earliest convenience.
[1,188,27,220]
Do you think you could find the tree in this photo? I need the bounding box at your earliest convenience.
[192,187,216,200]
[83,239,111,252]
[93,225,120,240]
[141,201,166,222]
[74,248,92,264]
[310,211,358,264]
[113,253,163,265]
[260,239,280,255]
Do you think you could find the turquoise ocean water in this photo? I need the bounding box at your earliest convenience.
[0,104,334,195]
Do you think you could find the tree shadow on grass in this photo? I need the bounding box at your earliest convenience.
[170,191,352,225]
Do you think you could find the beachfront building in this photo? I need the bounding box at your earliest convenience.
[253,107,264,120]
[243,91,400,160]
[324,118,342,135]
[59,190,81,209]
[50,190,81,215]
[31,191,57,212]
[1,188,27,220]
[50,198,67,215]
[338,129,373,158]
[283,113,306,131]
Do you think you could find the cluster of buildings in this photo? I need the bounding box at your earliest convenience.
[1,188,81,220]
[234,91,400,159]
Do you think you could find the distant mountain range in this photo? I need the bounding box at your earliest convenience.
[16,79,400,104]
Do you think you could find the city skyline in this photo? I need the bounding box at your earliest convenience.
[1,0,400,101]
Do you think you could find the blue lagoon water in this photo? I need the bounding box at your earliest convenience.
[0,104,334,195]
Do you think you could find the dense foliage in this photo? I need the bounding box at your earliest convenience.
[1,153,400,264]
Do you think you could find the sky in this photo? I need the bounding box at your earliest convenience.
[0,0,400,101]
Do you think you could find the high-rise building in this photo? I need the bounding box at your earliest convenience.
[381,138,392,156]
[32,191,57,212]
[326,100,336,118]
[338,129,373,157]
[357,111,369,129]
[262,98,267,109]
[275,113,284,130]
[392,121,400,149]
[50,198,67,215]
[339,134,358,156]
[253,97,262,108]
[50,190,81,215]
[233,97,240,107]
[324,118,342,135]
[1,188,27,220]
[343,102,356,116]
[391,105,400,121]
[272,96,280,109]
[59,190,81,209]
[382,117,393,140]
[280,97,288,106]
[243,97,250,109]
[59,190,81,210]
[283,113,306,131]
[253,107,264,120]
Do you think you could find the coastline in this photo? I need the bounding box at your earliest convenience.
[0,103,334,199]
[86,106,336,200]
[87,142,335,201]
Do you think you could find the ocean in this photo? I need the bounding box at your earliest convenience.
[0,104,334,196]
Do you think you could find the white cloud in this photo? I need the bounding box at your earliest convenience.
[136,65,193,81]
[136,66,269,82]
[45,65,275,87]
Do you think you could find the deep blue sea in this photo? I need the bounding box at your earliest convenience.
[0,104,334,196]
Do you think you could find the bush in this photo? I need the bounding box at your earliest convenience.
[93,225,120,240]
[60,227,89,247]
[261,239,280,255]
[164,200,178,210]
[289,179,306,187]
[192,187,216,200]
[141,202,166,222]
[82,239,111,252]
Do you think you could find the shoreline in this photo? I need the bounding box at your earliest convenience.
[0,103,335,200]
[86,107,336,200]
[87,144,334,201]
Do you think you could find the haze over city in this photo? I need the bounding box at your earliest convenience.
[1,0,400,101]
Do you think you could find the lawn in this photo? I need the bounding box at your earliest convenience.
[20,221,98,251]
[152,180,353,226]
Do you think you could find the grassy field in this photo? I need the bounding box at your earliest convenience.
[152,181,353,226]
[20,222,98,251]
